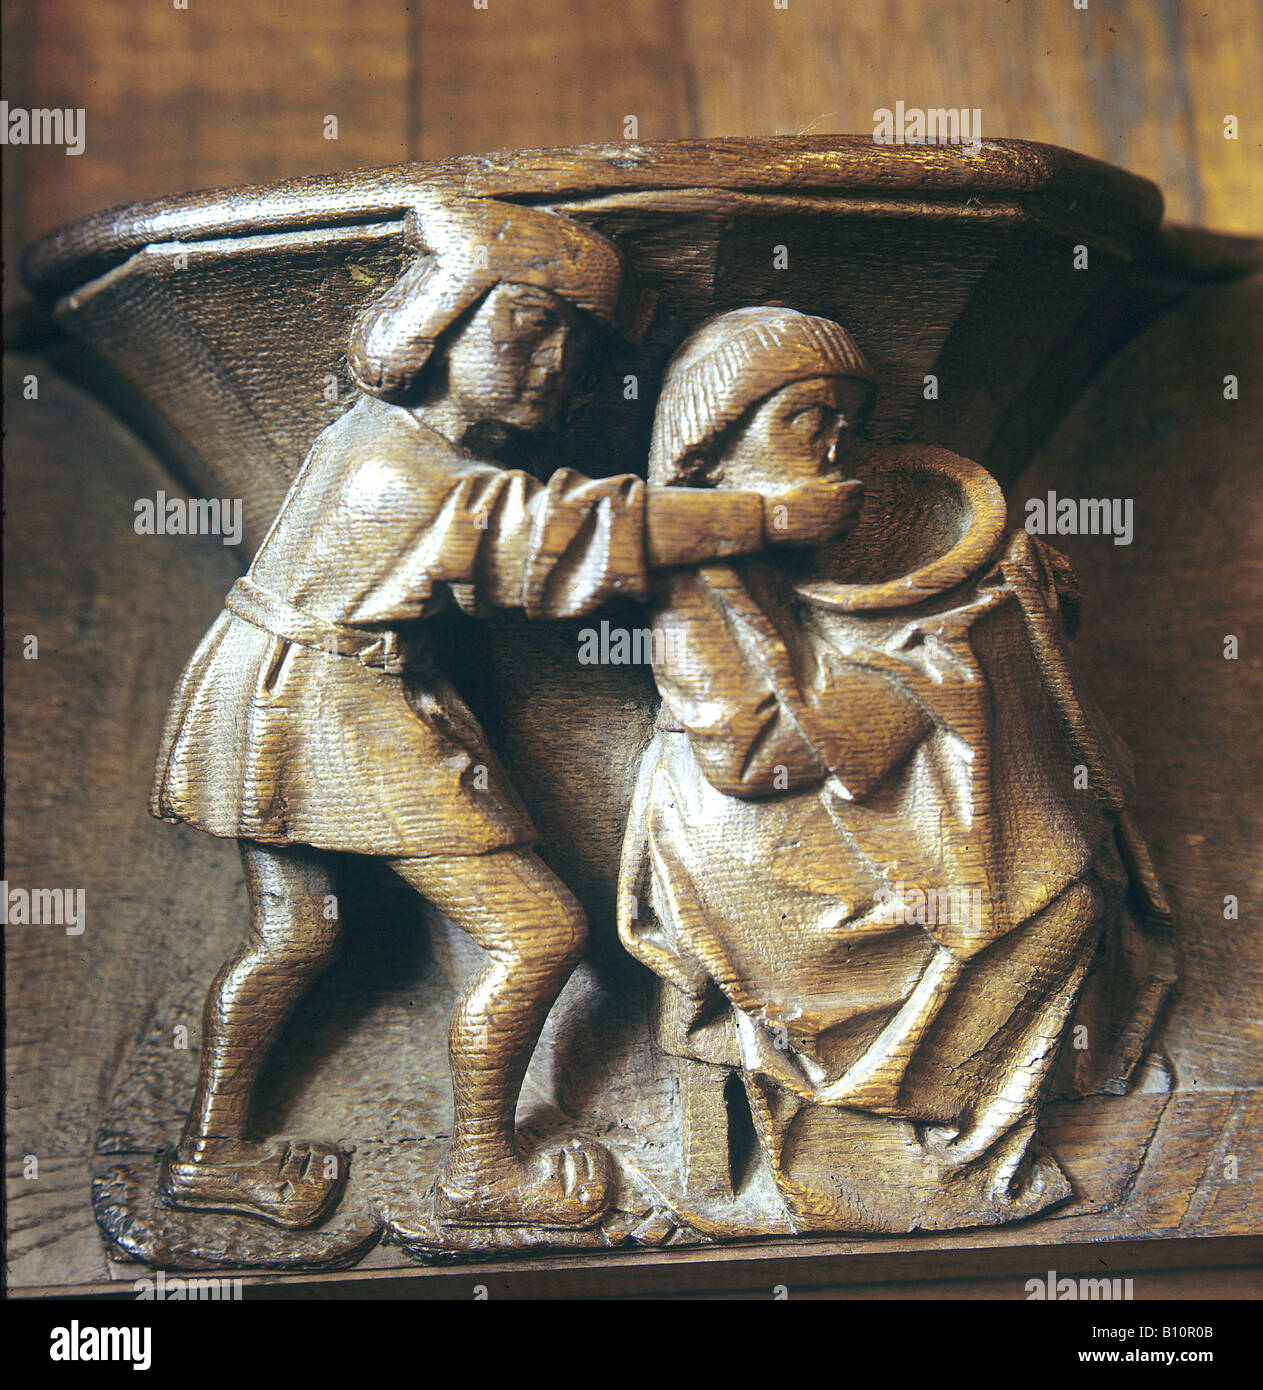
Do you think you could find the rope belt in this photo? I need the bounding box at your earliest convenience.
[225,577,411,676]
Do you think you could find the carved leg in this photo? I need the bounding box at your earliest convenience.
[161,840,350,1230]
[389,847,613,1228]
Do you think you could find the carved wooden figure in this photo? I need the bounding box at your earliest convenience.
[149,200,858,1241]
[22,136,1245,1279]
[620,307,1174,1237]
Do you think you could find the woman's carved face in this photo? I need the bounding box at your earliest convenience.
[714,376,869,493]
[442,281,587,432]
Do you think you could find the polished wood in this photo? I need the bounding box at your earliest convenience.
[4,0,1261,310]
[4,0,1261,1293]
[6,137,1260,1286]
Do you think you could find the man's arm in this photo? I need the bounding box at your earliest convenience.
[390,460,860,621]
[644,478,863,569]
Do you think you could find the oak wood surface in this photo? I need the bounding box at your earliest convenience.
[5,267,1260,1290]
[4,0,1261,315]
[3,0,1260,1296]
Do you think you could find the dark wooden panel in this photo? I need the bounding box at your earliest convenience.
[5,0,1261,311]
[1011,271,1263,1092]
[416,0,696,156]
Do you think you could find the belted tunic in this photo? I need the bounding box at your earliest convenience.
[152,394,675,858]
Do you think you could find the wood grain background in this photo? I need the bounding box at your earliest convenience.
[3,0,1260,1298]
[4,0,1261,316]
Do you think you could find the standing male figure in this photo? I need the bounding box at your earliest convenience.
[151,198,860,1232]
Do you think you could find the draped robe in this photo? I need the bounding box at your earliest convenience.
[618,451,1173,1232]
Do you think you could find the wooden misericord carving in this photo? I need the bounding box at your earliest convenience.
[85,188,1174,1268]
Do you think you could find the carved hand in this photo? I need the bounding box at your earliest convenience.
[762,478,864,547]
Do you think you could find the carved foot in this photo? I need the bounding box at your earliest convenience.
[95,1156,379,1272]
[434,1139,613,1229]
[160,1137,349,1230]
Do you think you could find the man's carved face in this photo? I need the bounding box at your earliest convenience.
[442,281,588,433]
[715,376,869,494]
